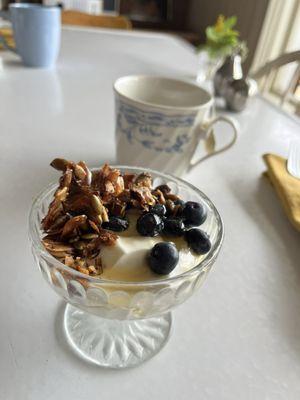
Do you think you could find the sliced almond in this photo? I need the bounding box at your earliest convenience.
[55,186,68,202]
[50,158,74,171]
[91,194,103,214]
[73,241,86,250]
[95,214,103,225]
[65,255,75,267]
[74,164,86,180]
[61,215,87,238]
[81,233,99,240]
[88,265,97,275]
[78,161,92,185]
[101,208,109,222]
[77,266,90,275]
[88,219,100,233]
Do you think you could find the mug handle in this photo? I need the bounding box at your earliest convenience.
[188,115,238,172]
[0,11,17,53]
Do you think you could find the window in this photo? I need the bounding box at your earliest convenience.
[251,0,300,115]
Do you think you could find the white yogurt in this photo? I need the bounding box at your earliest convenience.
[100,212,202,282]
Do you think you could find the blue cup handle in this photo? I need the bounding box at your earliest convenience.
[0,11,17,53]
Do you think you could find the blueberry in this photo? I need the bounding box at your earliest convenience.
[102,217,129,232]
[174,199,185,207]
[163,218,185,236]
[182,201,207,226]
[149,242,179,274]
[136,213,164,237]
[150,204,167,217]
[184,228,211,255]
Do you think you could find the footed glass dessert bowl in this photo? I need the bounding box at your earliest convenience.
[29,166,224,369]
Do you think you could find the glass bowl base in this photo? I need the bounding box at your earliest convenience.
[63,304,172,369]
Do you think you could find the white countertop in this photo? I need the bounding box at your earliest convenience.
[1,27,300,400]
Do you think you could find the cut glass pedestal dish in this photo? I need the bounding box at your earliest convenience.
[29,166,224,368]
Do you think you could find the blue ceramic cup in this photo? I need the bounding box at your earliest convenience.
[0,4,61,68]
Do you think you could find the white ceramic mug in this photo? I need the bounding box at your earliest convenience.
[114,75,238,176]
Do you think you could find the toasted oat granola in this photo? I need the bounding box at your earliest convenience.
[41,159,181,276]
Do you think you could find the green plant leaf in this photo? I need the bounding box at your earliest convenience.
[206,27,219,42]
[223,15,237,29]
[203,14,243,57]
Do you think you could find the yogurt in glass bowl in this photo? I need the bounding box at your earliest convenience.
[29,164,224,368]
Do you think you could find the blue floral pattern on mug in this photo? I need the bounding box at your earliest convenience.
[116,100,196,153]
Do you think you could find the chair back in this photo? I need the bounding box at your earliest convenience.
[62,10,132,30]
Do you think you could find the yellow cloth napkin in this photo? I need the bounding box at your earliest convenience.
[0,28,15,50]
[263,153,300,231]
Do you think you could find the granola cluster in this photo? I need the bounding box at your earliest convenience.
[42,159,181,276]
